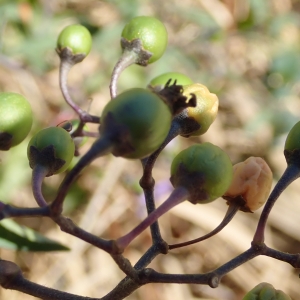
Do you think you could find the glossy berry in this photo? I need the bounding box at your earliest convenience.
[121,16,167,64]
[149,72,193,90]
[170,143,233,204]
[57,24,92,57]
[284,121,300,151]
[182,83,219,136]
[243,282,291,300]
[0,92,33,150]
[27,127,75,175]
[100,88,172,159]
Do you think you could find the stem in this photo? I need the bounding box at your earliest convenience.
[116,187,189,251]
[139,120,182,242]
[253,163,300,244]
[0,260,99,300]
[109,50,138,99]
[0,203,50,219]
[169,202,241,250]
[51,136,113,214]
[31,164,49,207]
[59,59,100,123]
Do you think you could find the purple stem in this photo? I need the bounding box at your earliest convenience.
[116,186,189,251]
[109,50,138,99]
[51,136,113,214]
[59,60,100,123]
[253,163,300,244]
[169,202,241,250]
[31,164,49,207]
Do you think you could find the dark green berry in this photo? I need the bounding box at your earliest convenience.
[100,88,172,159]
[170,143,233,204]
[121,16,168,64]
[57,24,92,57]
[284,121,300,151]
[0,92,33,150]
[27,127,75,176]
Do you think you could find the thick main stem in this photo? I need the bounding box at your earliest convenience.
[253,163,300,244]
[116,187,189,251]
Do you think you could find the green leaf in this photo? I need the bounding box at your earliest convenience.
[0,219,69,252]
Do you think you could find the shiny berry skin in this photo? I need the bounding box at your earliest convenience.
[170,143,233,204]
[121,16,168,64]
[243,282,291,300]
[284,121,300,151]
[27,127,75,175]
[100,88,172,159]
[0,92,33,150]
[57,24,92,56]
[149,72,193,91]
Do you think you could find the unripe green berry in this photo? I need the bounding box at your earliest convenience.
[27,127,75,175]
[284,121,300,151]
[182,83,219,136]
[57,24,92,57]
[121,16,168,64]
[243,282,291,300]
[170,143,233,204]
[149,72,193,91]
[100,88,172,159]
[0,92,33,150]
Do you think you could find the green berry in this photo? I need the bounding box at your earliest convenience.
[182,83,219,136]
[100,88,172,159]
[243,282,291,300]
[149,72,193,90]
[0,92,33,150]
[284,121,300,151]
[121,16,168,64]
[27,127,75,175]
[170,143,233,204]
[57,24,92,57]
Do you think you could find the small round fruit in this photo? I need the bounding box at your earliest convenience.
[121,16,168,64]
[100,88,172,159]
[182,83,218,136]
[284,121,300,151]
[0,92,32,150]
[57,24,92,56]
[170,143,233,204]
[149,72,193,91]
[242,282,291,300]
[27,127,75,174]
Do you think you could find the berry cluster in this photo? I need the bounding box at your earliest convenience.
[0,16,298,300]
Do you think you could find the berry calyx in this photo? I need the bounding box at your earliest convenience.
[0,92,33,150]
[170,143,233,204]
[56,24,92,63]
[148,72,193,91]
[100,88,172,159]
[121,16,168,65]
[179,83,219,137]
[27,127,75,176]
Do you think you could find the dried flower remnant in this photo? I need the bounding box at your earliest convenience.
[223,157,273,212]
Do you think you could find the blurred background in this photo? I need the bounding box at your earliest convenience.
[0,0,300,299]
